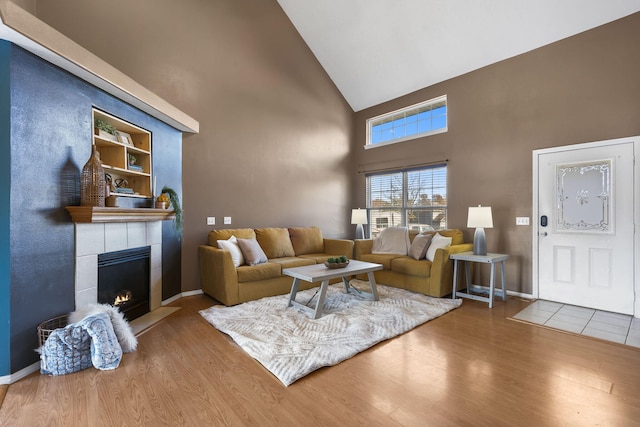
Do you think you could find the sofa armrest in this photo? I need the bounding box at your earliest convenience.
[429,243,474,296]
[353,239,374,259]
[199,245,240,306]
[323,238,354,259]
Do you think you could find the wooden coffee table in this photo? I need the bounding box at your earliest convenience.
[284,260,383,319]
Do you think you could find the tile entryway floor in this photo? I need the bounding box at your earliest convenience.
[513,300,640,348]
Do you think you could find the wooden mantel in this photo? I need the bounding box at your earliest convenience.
[65,206,176,223]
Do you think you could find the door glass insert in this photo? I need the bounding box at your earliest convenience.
[556,159,611,233]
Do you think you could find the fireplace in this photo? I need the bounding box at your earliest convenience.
[98,246,151,321]
[74,221,163,315]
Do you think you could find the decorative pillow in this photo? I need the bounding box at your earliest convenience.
[408,234,433,260]
[288,226,324,255]
[371,227,410,255]
[426,233,452,262]
[255,228,295,259]
[237,238,268,266]
[217,235,244,267]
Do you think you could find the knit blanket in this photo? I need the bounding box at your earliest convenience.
[40,312,123,376]
[69,303,137,353]
[371,226,410,255]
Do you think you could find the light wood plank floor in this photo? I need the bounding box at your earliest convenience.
[1,294,640,426]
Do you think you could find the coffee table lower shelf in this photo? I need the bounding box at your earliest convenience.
[284,260,383,319]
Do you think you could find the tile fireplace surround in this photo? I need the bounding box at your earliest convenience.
[75,221,162,312]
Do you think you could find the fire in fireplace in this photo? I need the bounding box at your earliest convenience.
[98,246,151,321]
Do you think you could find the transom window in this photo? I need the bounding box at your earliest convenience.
[366,165,447,238]
[366,95,447,148]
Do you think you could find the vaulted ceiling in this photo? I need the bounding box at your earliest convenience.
[277,0,640,111]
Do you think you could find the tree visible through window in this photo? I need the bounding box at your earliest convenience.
[366,165,447,237]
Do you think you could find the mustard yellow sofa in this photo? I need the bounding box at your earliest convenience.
[199,226,354,306]
[354,229,472,298]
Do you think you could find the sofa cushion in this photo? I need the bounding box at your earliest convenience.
[237,238,268,266]
[208,228,256,247]
[255,228,296,259]
[237,262,281,282]
[426,233,452,262]
[217,236,244,267]
[269,257,315,269]
[391,257,432,277]
[288,226,324,255]
[421,229,464,246]
[358,253,403,270]
[299,253,339,264]
[408,234,433,260]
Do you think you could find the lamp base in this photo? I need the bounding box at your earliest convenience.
[473,228,487,256]
[355,224,365,240]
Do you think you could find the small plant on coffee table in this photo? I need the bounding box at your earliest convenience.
[326,256,349,268]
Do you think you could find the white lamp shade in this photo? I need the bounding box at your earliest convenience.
[467,206,493,228]
[351,209,368,225]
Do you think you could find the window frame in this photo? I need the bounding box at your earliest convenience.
[365,95,447,149]
[365,164,448,238]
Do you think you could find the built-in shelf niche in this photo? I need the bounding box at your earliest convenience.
[93,108,153,199]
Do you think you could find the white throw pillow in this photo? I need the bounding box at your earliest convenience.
[426,233,452,262]
[217,235,245,267]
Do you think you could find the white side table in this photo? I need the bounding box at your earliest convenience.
[450,251,509,308]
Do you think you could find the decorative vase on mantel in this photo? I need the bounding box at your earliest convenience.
[80,144,106,207]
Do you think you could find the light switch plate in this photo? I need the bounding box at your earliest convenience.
[224,217,231,224]
[207,217,215,225]
[516,217,530,225]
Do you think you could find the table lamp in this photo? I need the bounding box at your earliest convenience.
[351,209,368,239]
[467,205,493,255]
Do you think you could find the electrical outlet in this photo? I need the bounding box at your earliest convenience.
[224,217,231,224]
[207,217,215,225]
[516,217,530,225]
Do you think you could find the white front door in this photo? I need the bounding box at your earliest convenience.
[535,138,636,314]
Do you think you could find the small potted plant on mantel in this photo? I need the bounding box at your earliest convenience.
[156,186,183,237]
[94,118,117,141]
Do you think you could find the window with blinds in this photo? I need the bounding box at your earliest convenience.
[366,95,447,148]
[366,164,447,237]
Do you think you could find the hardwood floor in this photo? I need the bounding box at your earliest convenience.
[2,293,640,426]
[0,385,6,409]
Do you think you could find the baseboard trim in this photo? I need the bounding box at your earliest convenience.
[181,289,203,297]
[467,285,534,300]
[161,293,182,305]
[161,289,203,306]
[0,361,39,385]
[507,290,535,299]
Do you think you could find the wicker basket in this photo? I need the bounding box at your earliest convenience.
[37,314,68,348]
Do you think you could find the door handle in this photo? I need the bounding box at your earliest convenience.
[540,232,548,237]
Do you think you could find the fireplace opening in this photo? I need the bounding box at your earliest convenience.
[98,246,151,321]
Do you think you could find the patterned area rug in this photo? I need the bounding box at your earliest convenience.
[199,281,462,386]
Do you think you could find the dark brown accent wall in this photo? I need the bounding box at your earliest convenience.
[35,0,354,293]
[353,12,640,293]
